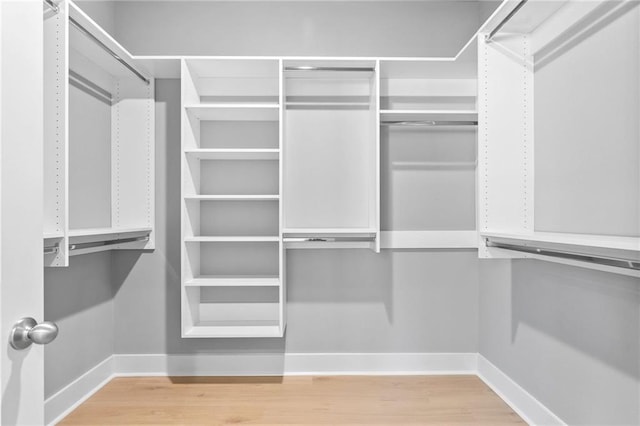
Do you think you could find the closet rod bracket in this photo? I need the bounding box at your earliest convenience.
[43,0,59,14]
[485,0,529,43]
[69,16,151,85]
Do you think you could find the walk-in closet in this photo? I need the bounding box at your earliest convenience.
[0,0,638,424]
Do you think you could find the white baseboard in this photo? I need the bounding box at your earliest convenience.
[45,356,114,426]
[114,352,478,376]
[46,353,565,426]
[477,355,566,426]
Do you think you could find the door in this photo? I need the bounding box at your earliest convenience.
[1,0,48,424]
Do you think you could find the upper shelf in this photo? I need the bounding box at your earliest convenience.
[482,0,628,62]
[380,110,478,122]
[483,0,566,38]
[184,104,280,121]
[68,0,151,83]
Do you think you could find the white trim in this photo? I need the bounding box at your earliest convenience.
[477,355,566,426]
[114,352,478,376]
[45,356,114,426]
[45,353,566,426]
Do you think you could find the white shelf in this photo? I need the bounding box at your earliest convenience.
[68,227,152,239]
[185,275,280,287]
[184,195,280,201]
[481,231,640,253]
[286,102,370,108]
[391,161,477,170]
[283,228,377,235]
[44,232,64,240]
[185,149,279,160]
[184,104,279,121]
[380,109,478,122]
[184,322,282,338]
[185,236,280,243]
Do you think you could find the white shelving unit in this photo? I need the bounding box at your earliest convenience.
[378,46,478,249]
[181,58,286,338]
[43,0,155,266]
[478,0,640,276]
[283,59,380,251]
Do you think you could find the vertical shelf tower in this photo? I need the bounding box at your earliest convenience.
[43,0,155,267]
[181,59,285,338]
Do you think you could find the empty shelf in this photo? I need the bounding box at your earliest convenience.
[185,275,280,287]
[184,322,282,338]
[185,104,279,121]
[380,109,478,122]
[185,149,280,160]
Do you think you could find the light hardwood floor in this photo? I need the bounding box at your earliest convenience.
[60,375,526,425]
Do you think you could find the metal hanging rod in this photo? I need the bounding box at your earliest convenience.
[69,235,149,251]
[485,0,529,42]
[284,236,376,243]
[69,16,150,85]
[381,121,478,127]
[43,0,59,13]
[285,66,375,72]
[485,239,640,271]
[43,244,59,255]
[69,69,113,104]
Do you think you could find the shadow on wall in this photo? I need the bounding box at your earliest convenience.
[44,251,116,321]
[511,259,640,379]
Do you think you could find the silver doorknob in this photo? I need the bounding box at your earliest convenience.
[9,317,59,350]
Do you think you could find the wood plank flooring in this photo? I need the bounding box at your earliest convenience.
[60,375,526,425]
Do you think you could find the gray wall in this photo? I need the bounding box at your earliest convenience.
[112,1,485,57]
[44,252,114,398]
[479,259,640,425]
[74,1,116,35]
[112,79,480,355]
